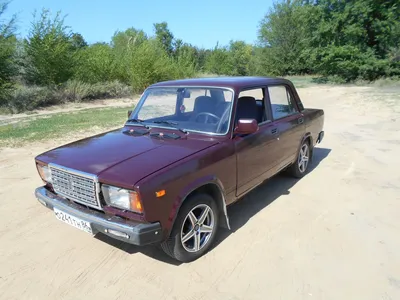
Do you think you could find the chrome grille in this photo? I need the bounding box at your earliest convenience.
[49,164,100,209]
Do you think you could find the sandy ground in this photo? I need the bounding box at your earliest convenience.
[1,85,400,300]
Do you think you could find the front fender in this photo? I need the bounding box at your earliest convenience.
[167,175,230,233]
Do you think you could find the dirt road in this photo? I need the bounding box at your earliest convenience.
[1,85,400,300]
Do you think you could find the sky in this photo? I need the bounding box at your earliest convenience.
[4,0,272,49]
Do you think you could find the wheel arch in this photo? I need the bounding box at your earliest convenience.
[168,177,230,234]
[302,132,313,146]
[297,133,314,163]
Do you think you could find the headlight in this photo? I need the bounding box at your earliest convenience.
[101,185,143,213]
[37,164,52,183]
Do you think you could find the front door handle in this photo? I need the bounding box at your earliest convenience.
[271,128,279,135]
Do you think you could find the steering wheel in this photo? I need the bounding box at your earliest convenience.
[216,107,230,133]
[194,112,221,124]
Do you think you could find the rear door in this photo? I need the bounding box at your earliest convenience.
[266,85,305,170]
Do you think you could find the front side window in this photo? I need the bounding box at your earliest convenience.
[130,87,234,134]
[267,86,298,119]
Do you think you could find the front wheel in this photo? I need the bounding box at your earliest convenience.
[161,193,219,262]
[288,140,311,178]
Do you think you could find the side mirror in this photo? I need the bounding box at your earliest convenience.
[127,110,132,118]
[234,119,259,135]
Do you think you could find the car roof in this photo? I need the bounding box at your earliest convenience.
[148,76,293,90]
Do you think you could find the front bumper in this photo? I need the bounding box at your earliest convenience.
[35,187,163,246]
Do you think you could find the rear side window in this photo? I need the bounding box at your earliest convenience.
[267,86,298,119]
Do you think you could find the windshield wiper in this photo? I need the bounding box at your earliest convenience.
[152,120,188,134]
[126,118,150,129]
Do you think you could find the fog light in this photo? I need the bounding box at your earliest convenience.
[37,198,47,207]
[105,229,129,239]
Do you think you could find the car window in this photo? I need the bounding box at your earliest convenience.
[181,88,231,112]
[239,88,263,100]
[268,86,298,119]
[182,89,207,113]
[137,89,177,120]
[132,87,234,134]
[236,88,266,124]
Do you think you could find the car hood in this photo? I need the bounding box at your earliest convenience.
[36,128,218,188]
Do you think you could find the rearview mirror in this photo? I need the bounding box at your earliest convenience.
[234,119,259,135]
[183,89,191,98]
[127,110,132,118]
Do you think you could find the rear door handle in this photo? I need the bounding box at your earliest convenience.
[271,128,279,135]
[298,117,304,124]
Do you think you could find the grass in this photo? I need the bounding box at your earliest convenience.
[0,106,130,147]
[0,106,11,115]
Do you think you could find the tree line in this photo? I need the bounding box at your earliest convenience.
[1,0,399,112]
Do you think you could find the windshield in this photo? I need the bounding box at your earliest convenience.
[129,87,234,134]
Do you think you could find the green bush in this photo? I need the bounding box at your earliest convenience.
[58,80,92,101]
[7,85,59,113]
[74,43,118,84]
[128,39,175,92]
[4,80,132,113]
[61,80,132,101]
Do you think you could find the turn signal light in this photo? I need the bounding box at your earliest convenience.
[155,190,166,198]
[130,192,143,213]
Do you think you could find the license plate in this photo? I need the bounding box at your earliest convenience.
[54,208,93,234]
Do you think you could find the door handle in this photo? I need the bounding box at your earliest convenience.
[271,128,278,135]
[298,117,304,124]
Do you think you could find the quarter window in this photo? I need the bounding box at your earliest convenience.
[268,86,298,119]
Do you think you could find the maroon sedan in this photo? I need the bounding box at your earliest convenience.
[35,76,325,262]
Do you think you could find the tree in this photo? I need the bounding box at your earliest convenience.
[258,0,309,75]
[24,9,75,85]
[111,27,147,50]
[153,22,174,56]
[129,39,174,92]
[204,43,232,75]
[111,27,148,83]
[70,33,87,50]
[74,43,117,83]
[229,40,253,76]
[303,0,400,80]
[0,1,17,105]
[256,0,400,80]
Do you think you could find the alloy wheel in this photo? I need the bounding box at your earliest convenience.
[298,143,309,173]
[180,204,215,252]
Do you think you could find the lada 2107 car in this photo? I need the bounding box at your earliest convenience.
[35,76,325,262]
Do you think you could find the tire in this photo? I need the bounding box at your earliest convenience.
[288,140,311,178]
[161,193,219,262]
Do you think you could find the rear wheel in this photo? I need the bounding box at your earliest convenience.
[161,193,219,262]
[288,140,311,178]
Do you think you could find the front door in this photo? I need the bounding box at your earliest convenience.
[235,121,280,196]
[234,87,281,197]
